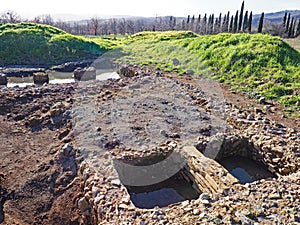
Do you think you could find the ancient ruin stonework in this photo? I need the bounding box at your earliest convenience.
[0,65,299,224]
[70,65,300,224]
[33,72,49,85]
[74,67,96,81]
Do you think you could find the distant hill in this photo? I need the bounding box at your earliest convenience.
[68,10,300,28]
[253,10,300,26]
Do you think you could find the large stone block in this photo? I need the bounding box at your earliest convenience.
[74,67,96,81]
[0,73,7,85]
[33,72,49,85]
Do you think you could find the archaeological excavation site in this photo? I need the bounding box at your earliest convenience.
[0,65,299,224]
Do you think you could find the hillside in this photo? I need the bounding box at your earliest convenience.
[118,31,300,113]
[0,23,108,66]
[253,10,300,25]
[0,24,299,114]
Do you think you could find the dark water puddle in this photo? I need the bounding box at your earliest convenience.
[125,171,200,209]
[219,156,275,184]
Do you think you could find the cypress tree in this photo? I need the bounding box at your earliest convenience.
[229,15,234,33]
[226,12,230,23]
[203,14,207,34]
[218,13,222,32]
[243,11,248,32]
[292,18,297,37]
[288,17,296,38]
[257,12,264,33]
[191,15,195,31]
[208,14,212,34]
[187,15,190,24]
[191,15,195,24]
[238,1,245,31]
[211,14,214,34]
[296,19,300,37]
[182,19,186,30]
[226,11,230,32]
[233,10,239,33]
[214,18,218,34]
[248,11,252,33]
[286,13,291,33]
[283,12,287,28]
[222,14,227,32]
[173,17,176,30]
[196,14,201,33]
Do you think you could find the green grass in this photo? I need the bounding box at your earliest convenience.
[181,34,300,106]
[0,22,108,65]
[114,31,300,114]
[0,25,299,115]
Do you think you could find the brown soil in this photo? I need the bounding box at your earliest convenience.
[0,66,298,224]
[0,84,81,225]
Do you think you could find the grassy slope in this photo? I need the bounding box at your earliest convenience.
[116,31,300,115]
[0,24,298,114]
[0,23,109,65]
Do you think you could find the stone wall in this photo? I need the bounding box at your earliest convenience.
[225,103,299,176]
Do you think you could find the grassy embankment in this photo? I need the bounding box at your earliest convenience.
[112,31,300,116]
[0,23,299,116]
[0,22,110,65]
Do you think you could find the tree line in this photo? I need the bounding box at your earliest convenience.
[0,2,300,38]
[181,2,253,35]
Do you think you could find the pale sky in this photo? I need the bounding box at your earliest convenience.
[1,0,300,20]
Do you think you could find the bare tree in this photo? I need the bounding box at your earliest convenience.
[56,20,71,33]
[90,17,100,35]
[34,14,54,25]
[126,20,135,34]
[117,18,126,34]
[263,20,285,37]
[0,11,21,24]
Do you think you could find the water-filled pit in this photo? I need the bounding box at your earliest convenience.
[114,153,200,209]
[218,156,275,184]
[213,136,276,184]
[125,170,200,209]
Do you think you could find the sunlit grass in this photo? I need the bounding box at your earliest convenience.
[0,24,299,115]
[0,22,108,65]
[114,31,300,115]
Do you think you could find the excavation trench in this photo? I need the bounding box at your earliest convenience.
[114,152,201,209]
[219,156,274,184]
[212,136,276,184]
[114,135,277,209]
[125,170,200,209]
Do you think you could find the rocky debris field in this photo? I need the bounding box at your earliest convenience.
[0,65,299,224]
